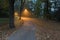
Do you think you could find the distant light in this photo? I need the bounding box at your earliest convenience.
[14,12,19,19]
[14,12,18,16]
[22,9,31,17]
[23,9,29,15]
[24,9,28,13]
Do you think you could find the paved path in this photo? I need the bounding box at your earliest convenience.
[1,17,60,40]
[7,20,36,40]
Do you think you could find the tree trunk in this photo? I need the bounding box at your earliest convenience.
[20,0,24,19]
[9,0,15,29]
[44,0,49,19]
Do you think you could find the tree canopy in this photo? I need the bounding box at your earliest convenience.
[0,0,9,18]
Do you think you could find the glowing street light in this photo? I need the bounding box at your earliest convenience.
[14,12,18,16]
[24,9,29,15]
[21,8,31,17]
[25,9,28,12]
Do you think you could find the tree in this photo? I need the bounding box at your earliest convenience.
[0,0,9,17]
[20,0,25,19]
[54,7,60,21]
[27,1,34,11]
[9,0,15,29]
[34,0,41,17]
[43,0,49,19]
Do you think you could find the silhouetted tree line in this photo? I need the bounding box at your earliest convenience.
[0,0,9,18]
[54,7,60,21]
[0,8,9,18]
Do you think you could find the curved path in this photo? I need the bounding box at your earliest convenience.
[8,17,36,40]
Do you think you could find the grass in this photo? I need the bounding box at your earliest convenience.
[0,18,9,31]
[0,18,9,24]
[35,18,60,31]
[0,18,16,37]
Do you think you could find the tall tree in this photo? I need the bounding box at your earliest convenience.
[9,0,15,29]
[20,0,25,19]
[43,0,49,19]
[34,0,41,17]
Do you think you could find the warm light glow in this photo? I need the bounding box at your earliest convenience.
[24,9,29,15]
[25,9,28,12]
[21,17,31,20]
[14,12,19,19]
[22,9,31,17]
[14,12,18,16]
